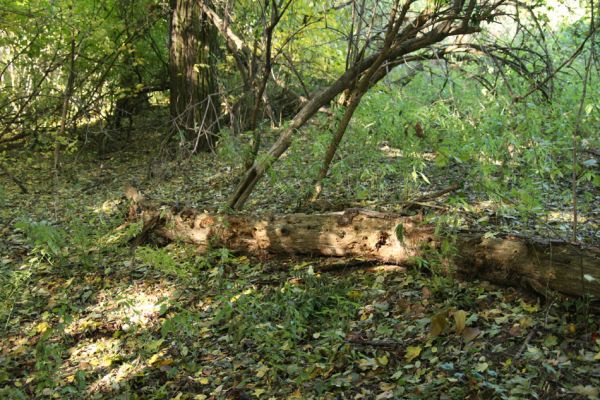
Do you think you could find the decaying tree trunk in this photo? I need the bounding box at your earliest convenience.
[131,204,600,298]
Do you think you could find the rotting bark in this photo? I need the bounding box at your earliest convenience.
[129,202,600,298]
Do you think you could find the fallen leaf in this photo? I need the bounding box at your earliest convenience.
[543,334,558,348]
[405,346,422,362]
[521,301,539,313]
[572,385,599,399]
[377,355,389,366]
[430,311,448,338]
[509,323,522,337]
[157,358,174,367]
[256,364,269,378]
[148,354,161,365]
[376,390,394,399]
[422,287,431,299]
[453,310,467,334]
[462,327,481,342]
[35,322,50,334]
[358,358,378,370]
[475,362,488,372]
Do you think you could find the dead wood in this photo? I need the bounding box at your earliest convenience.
[129,202,600,298]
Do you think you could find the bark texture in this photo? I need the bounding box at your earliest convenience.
[169,0,219,151]
[132,204,600,298]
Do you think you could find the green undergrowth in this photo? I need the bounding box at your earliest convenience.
[0,94,598,398]
[1,166,600,399]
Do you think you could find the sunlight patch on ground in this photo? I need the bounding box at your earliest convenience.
[65,283,173,337]
[379,144,436,160]
[68,337,123,371]
[92,199,123,215]
[88,356,146,394]
[547,210,586,223]
[102,284,172,329]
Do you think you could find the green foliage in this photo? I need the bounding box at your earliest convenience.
[1,0,169,152]
[0,1,598,398]
[15,220,65,258]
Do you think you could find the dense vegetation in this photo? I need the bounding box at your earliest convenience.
[1,0,599,398]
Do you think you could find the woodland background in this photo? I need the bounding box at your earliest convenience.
[1,0,599,399]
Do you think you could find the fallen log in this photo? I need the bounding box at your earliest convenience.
[131,202,600,298]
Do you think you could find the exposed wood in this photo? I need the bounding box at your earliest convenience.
[455,233,600,298]
[131,203,600,298]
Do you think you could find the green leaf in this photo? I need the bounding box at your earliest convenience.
[395,224,404,244]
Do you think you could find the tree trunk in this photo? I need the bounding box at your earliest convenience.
[169,0,219,152]
[131,204,600,298]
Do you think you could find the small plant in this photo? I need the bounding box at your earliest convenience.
[14,219,65,259]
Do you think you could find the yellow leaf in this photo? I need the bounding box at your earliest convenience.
[475,362,488,372]
[430,311,447,338]
[198,377,209,385]
[194,395,207,400]
[453,310,467,334]
[379,382,396,391]
[521,301,539,313]
[256,364,269,378]
[377,355,389,366]
[157,358,173,367]
[519,316,533,328]
[148,353,160,365]
[66,375,75,383]
[405,346,422,362]
[36,322,50,334]
[254,388,266,396]
[594,351,600,361]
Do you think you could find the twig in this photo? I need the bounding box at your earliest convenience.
[514,24,597,102]
[403,183,461,210]
[515,330,535,358]
[413,183,462,203]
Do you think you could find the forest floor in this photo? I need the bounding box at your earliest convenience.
[1,114,600,399]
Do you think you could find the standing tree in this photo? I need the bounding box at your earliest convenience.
[222,0,499,210]
[169,0,220,153]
